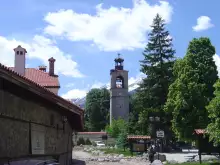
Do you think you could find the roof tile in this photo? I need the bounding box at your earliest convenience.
[9,67,59,87]
[194,129,206,135]
[127,135,151,140]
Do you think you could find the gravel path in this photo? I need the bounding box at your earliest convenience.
[72,150,150,165]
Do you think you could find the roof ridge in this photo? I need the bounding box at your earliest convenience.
[0,62,83,114]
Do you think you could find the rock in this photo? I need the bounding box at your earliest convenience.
[194,155,218,161]
[142,152,148,159]
[120,159,126,163]
[152,160,163,165]
[118,154,124,158]
[98,158,105,162]
[154,154,166,162]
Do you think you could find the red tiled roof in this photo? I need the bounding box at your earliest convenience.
[194,129,206,135]
[9,67,59,87]
[78,132,107,135]
[127,135,151,140]
[0,63,84,130]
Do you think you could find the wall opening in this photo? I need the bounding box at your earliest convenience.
[116,76,124,88]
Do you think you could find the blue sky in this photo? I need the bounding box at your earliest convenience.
[0,0,219,99]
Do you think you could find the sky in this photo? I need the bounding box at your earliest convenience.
[0,0,220,100]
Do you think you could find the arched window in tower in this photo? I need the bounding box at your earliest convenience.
[116,76,124,88]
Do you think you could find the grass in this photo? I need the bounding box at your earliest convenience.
[99,148,136,157]
[166,162,220,165]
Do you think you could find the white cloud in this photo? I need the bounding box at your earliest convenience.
[43,0,173,51]
[90,82,106,89]
[61,72,146,99]
[128,72,146,91]
[192,16,214,32]
[61,89,88,100]
[65,83,75,88]
[0,35,84,78]
[213,54,220,77]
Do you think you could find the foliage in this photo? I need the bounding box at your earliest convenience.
[92,141,97,147]
[139,13,176,109]
[85,88,110,131]
[85,138,92,145]
[116,131,128,150]
[77,137,85,145]
[206,80,220,145]
[105,118,128,138]
[128,94,146,135]
[165,37,218,140]
[137,14,176,138]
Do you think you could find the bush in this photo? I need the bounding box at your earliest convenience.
[92,141,97,147]
[116,131,128,150]
[77,137,85,145]
[85,138,92,145]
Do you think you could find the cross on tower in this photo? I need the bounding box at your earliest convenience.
[117,53,121,58]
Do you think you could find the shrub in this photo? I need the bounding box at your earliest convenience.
[92,141,97,147]
[77,137,85,145]
[85,138,92,145]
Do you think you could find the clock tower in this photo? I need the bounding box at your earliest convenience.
[110,54,129,125]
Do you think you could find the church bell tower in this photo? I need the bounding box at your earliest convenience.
[110,54,129,125]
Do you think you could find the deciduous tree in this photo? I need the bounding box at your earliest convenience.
[165,37,218,140]
[85,88,110,131]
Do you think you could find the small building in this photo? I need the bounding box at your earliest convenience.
[0,46,83,165]
[194,129,220,164]
[127,135,151,155]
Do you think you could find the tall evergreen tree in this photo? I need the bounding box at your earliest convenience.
[140,14,175,108]
[165,37,218,140]
[138,14,176,138]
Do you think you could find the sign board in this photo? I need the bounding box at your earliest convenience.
[133,143,145,152]
[156,130,164,138]
[31,124,45,154]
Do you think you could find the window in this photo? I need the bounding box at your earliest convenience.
[116,76,124,88]
[20,51,23,55]
[16,51,19,55]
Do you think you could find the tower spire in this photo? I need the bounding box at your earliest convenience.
[114,53,124,70]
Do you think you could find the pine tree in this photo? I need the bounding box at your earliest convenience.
[138,14,176,139]
[140,14,175,109]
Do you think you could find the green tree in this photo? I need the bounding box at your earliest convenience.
[165,37,218,140]
[85,88,110,131]
[138,14,176,139]
[206,80,220,145]
[128,93,146,135]
[105,118,128,138]
[116,131,128,151]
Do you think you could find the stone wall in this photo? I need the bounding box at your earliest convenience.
[0,79,73,165]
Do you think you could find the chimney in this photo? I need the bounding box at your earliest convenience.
[14,45,27,76]
[48,57,56,76]
[38,65,47,72]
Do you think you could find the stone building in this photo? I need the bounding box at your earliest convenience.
[110,54,129,125]
[0,46,83,165]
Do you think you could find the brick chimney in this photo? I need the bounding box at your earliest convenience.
[38,65,47,72]
[48,57,56,76]
[14,45,27,76]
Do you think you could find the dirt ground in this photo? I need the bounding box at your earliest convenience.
[72,150,150,165]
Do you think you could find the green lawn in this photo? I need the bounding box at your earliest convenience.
[166,162,220,165]
[99,148,136,157]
